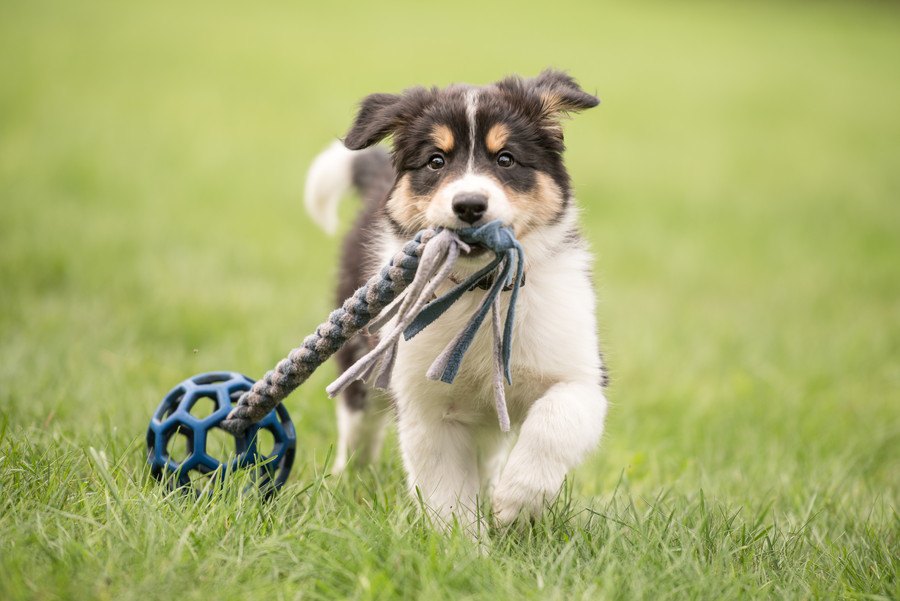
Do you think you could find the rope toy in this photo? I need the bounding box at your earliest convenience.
[221,220,524,435]
[147,220,524,492]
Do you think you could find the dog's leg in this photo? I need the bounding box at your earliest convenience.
[397,405,482,531]
[476,428,513,500]
[333,385,391,473]
[492,381,607,524]
[333,339,392,474]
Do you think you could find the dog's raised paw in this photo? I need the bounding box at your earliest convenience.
[492,464,562,525]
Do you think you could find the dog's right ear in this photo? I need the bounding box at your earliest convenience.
[343,87,437,151]
[343,93,402,150]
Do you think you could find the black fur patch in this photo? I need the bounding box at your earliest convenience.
[600,360,610,388]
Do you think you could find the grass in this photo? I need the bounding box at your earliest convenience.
[1,0,898,598]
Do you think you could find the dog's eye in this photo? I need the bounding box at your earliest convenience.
[427,154,445,170]
[497,152,515,168]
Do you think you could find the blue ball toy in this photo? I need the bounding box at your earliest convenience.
[147,371,297,493]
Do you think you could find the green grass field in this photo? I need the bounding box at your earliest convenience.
[1,1,898,599]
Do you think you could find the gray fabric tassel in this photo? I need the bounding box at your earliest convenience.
[326,228,515,432]
[222,221,523,436]
[326,229,462,398]
[490,294,510,432]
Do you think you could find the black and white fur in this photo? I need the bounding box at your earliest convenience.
[305,70,608,529]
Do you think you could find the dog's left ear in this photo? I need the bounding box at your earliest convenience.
[529,69,600,118]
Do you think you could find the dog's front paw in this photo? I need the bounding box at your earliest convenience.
[492,460,565,525]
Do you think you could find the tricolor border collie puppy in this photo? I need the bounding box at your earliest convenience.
[305,69,608,530]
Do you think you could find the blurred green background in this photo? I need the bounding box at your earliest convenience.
[1,1,898,599]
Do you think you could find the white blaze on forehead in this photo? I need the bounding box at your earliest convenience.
[444,173,503,199]
[424,88,517,230]
[465,88,479,173]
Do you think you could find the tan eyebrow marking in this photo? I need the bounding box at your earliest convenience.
[485,123,510,154]
[430,125,455,153]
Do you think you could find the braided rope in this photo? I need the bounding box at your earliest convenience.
[220,221,525,435]
[220,230,435,434]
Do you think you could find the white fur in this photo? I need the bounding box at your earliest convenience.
[306,141,608,532]
[465,89,479,172]
[375,211,607,531]
[304,140,357,235]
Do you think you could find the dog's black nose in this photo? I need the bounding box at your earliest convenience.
[451,192,488,224]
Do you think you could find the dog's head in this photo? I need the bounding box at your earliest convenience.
[343,70,598,243]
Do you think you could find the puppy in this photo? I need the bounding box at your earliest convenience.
[304,70,608,529]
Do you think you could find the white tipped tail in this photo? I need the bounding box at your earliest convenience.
[304,140,357,235]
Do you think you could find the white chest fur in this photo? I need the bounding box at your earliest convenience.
[383,225,602,428]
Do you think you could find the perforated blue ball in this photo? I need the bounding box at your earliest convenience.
[147,371,297,493]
